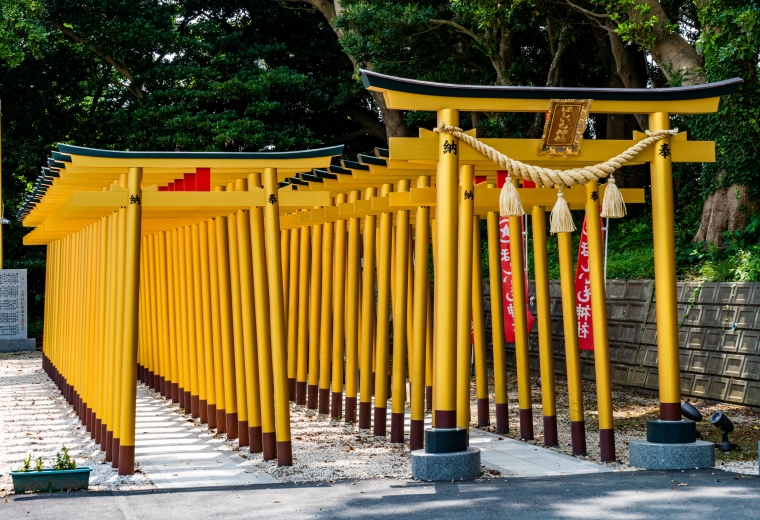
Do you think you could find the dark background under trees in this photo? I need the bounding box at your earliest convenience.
[1,0,758,332]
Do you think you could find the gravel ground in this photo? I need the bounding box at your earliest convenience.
[142,385,412,483]
[469,369,760,474]
[0,351,153,496]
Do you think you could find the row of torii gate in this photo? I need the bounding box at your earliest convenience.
[19,71,740,474]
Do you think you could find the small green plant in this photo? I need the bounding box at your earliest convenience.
[20,453,33,472]
[53,446,76,471]
[35,457,44,472]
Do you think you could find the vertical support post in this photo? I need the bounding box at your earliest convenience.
[344,190,361,422]
[374,183,393,436]
[509,187,533,441]
[434,108,459,428]
[359,188,377,430]
[456,165,474,431]
[586,180,615,462]
[308,221,323,409]
[296,226,311,405]
[533,205,558,447]
[118,167,142,475]
[318,207,335,415]
[410,176,431,450]
[649,112,681,421]
[558,230,587,455]
[261,167,293,466]
[286,227,300,401]
[331,194,348,418]
[472,217,489,428]
[391,180,410,442]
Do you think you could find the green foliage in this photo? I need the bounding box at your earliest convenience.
[35,456,44,472]
[20,453,33,472]
[53,446,76,471]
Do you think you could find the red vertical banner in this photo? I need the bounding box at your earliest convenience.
[499,217,536,341]
[575,216,604,350]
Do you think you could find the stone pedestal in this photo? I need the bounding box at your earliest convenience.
[411,428,481,481]
[0,338,36,353]
[629,440,715,470]
[629,419,714,470]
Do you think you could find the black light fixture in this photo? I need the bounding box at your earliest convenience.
[710,412,740,452]
[681,401,703,439]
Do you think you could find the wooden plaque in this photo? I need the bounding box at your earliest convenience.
[538,99,592,157]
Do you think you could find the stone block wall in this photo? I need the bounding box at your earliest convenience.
[481,280,760,407]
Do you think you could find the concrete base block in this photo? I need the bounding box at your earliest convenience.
[629,440,715,470]
[0,338,36,353]
[411,447,481,481]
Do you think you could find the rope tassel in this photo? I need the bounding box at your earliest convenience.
[600,175,626,218]
[550,189,575,234]
[499,177,525,217]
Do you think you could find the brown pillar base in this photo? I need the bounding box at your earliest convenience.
[307,384,318,409]
[191,395,200,419]
[390,412,404,443]
[477,398,490,427]
[158,376,166,397]
[207,404,217,429]
[331,392,342,419]
[178,388,186,409]
[374,407,387,437]
[94,418,102,443]
[345,397,357,423]
[226,412,238,439]
[296,381,307,405]
[435,409,456,429]
[660,402,681,421]
[318,388,330,415]
[600,428,616,462]
[277,440,293,467]
[238,420,249,447]
[105,430,114,461]
[288,378,296,402]
[495,403,509,434]
[217,408,227,433]
[172,383,179,403]
[570,420,587,456]
[425,386,433,411]
[83,406,91,431]
[117,445,135,476]
[519,408,534,440]
[184,390,192,413]
[112,437,120,469]
[199,399,208,424]
[249,426,263,453]
[263,432,277,461]
[359,401,371,429]
[100,424,108,450]
[543,415,559,447]
[410,419,424,451]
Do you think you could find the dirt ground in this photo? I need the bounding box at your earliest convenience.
[469,369,760,473]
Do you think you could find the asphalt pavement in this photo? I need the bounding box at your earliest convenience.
[3,469,758,519]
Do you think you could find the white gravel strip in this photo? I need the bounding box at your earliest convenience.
[0,351,154,495]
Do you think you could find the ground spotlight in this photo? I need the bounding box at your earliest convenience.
[681,402,703,439]
[710,412,740,452]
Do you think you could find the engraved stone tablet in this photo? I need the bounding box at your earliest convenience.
[0,269,28,340]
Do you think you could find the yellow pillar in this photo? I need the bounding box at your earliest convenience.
[216,205,238,439]
[558,230,586,455]
[586,180,615,462]
[248,173,276,460]
[649,112,681,421]
[456,165,474,431]
[391,180,410,442]
[533,205,558,446]
[111,173,127,467]
[343,190,361,422]
[286,227,300,400]
[296,225,311,405]
[358,188,377,429]
[198,223,217,428]
[318,212,335,414]
[486,208,508,434]
[117,167,142,475]
[472,217,489,428]
[509,201,533,440]
[308,221,323,409]
[374,183,393,436]
[330,194,348,418]
[435,109,459,428]
[261,167,293,466]
[191,224,209,423]
[208,217,227,432]
[410,176,431,449]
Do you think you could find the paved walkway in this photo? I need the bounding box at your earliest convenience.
[5,470,759,519]
[134,387,607,488]
[134,388,277,488]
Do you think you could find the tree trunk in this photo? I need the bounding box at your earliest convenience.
[694,184,756,246]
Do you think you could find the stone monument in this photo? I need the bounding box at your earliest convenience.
[0,269,36,352]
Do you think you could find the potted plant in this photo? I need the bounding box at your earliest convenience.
[10,447,91,493]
